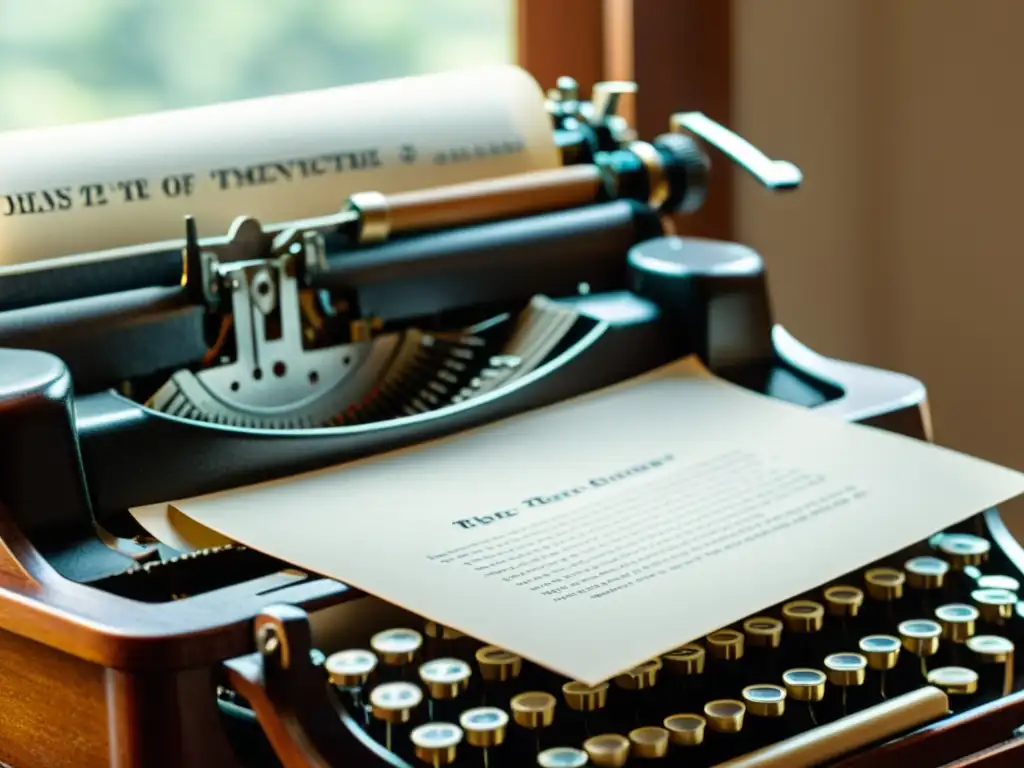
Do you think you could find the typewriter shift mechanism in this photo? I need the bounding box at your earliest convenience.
[0,73,1022,768]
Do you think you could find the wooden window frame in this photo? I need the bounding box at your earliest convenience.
[516,0,733,240]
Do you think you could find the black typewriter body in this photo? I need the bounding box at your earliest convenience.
[0,93,1021,768]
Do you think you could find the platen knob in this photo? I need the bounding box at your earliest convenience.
[626,236,774,372]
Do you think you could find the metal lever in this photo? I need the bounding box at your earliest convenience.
[590,81,638,124]
[671,112,802,190]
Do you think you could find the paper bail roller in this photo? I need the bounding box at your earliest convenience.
[0,65,560,269]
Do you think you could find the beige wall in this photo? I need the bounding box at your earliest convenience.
[733,0,1024,477]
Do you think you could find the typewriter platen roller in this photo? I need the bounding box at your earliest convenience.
[0,73,1021,768]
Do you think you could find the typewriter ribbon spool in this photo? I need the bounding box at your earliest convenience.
[0,65,560,267]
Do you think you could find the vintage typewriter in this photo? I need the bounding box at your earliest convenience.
[0,74,1022,768]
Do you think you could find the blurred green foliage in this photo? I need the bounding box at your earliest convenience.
[0,0,512,131]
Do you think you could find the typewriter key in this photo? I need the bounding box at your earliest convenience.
[562,681,609,712]
[613,658,662,690]
[967,635,1015,697]
[824,653,867,715]
[703,699,746,732]
[663,643,706,675]
[865,568,906,601]
[326,649,378,688]
[419,658,472,700]
[859,635,902,670]
[977,574,1020,592]
[823,586,865,617]
[371,628,424,666]
[824,653,867,688]
[935,603,979,643]
[459,706,509,748]
[537,746,589,767]
[898,620,942,658]
[370,681,424,724]
[926,666,979,696]
[905,556,950,590]
[782,601,825,633]
[741,684,786,717]
[743,617,783,648]
[475,646,523,682]
[425,621,465,641]
[938,534,991,570]
[511,691,557,729]
[582,733,630,767]
[706,629,745,660]
[629,726,670,758]
[410,722,463,766]
[971,587,1017,623]
[781,669,827,702]
[663,713,706,746]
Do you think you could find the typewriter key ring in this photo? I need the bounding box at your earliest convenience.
[459,707,509,768]
[859,634,902,699]
[370,681,424,751]
[898,619,943,680]
[781,668,826,726]
[824,652,867,714]
[410,722,463,767]
[325,648,379,722]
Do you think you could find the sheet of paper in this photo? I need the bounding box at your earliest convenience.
[161,357,1024,685]
[0,65,559,268]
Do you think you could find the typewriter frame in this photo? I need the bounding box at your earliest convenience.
[4,320,1024,768]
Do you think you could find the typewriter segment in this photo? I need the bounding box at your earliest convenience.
[216,525,1024,767]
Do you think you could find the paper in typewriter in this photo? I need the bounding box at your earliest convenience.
[0,65,559,267]
[165,357,1024,685]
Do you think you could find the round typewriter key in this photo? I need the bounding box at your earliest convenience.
[935,604,979,643]
[898,619,942,657]
[706,629,745,660]
[824,653,868,687]
[475,646,523,682]
[325,649,378,687]
[613,658,662,690]
[865,568,906,601]
[782,600,825,632]
[938,534,991,569]
[781,669,827,702]
[967,634,1015,662]
[823,585,865,617]
[927,666,979,696]
[704,699,746,732]
[459,706,509,748]
[537,747,589,767]
[371,628,424,666]
[741,684,787,717]
[663,643,706,675]
[582,733,630,767]
[858,634,902,670]
[972,588,1017,622]
[905,556,950,590]
[629,726,670,758]
[425,621,465,641]
[410,722,463,766]
[370,681,423,724]
[419,658,472,700]
[743,617,784,647]
[511,691,557,729]
[562,681,609,711]
[663,713,706,746]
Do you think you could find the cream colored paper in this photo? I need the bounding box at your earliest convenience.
[0,65,559,269]
[159,357,1024,685]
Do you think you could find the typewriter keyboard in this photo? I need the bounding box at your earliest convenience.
[306,527,1023,767]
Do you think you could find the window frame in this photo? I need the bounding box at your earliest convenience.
[516,0,733,240]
